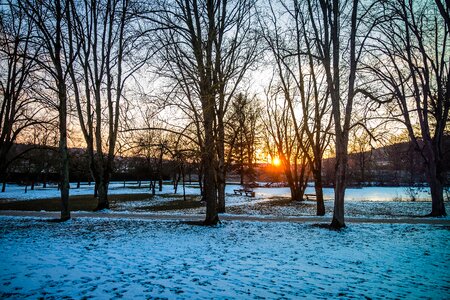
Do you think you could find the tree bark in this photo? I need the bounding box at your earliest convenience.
[203,93,219,224]
[95,179,109,211]
[289,185,305,202]
[425,147,446,216]
[313,169,325,216]
[158,146,163,191]
[58,79,70,221]
[331,140,347,228]
[217,174,226,213]
[217,111,226,213]
[56,0,70,222]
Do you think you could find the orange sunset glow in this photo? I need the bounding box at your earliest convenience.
[271,156,281,166]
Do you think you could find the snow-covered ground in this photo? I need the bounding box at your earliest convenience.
[0,181,197,201]
[0,182,433,202]
[0,216,448,299]
[252,185,434,202]
[1,182,448,218]
[223,196,450,219]
[104,183,447,219]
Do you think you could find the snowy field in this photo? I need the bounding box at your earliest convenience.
[0,182,179,201]
[0,182,434,202]
[0,216,449,299]
[1,182,448,219]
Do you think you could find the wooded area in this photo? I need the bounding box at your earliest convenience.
[0,0,448,228]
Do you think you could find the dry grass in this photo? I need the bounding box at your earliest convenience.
[0,193,304,214]
[0,193,152,212]
[226,196,316,215]
[140,195,203,211]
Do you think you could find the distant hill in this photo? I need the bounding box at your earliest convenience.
[3,136,449,186]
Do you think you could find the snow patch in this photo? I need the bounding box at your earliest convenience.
[0,217,448,298]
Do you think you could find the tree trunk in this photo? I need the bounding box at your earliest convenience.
[217,180,226,213]
[158,148,163,192]
[427,156,446,216]
[331,142,347,228]
[182,165,186,201]
[198,164,204,196]
[203,159,218,225]
[152,181,156,195]
[240,139,244,185]
[217,118,226,213]
[94,182,98,198]
[289,182,305,202]
[430,179,446,216]
[173,172,179,194]
[58,71,70,221]
[95,179,109,211]
[59,111,70,221]
[313,170,325,216]
[43,172,47,188]
[203,99,219,225]
[216,163,226,213]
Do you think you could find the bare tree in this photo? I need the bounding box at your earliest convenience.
[161,3,218,221]
[303,0,378,228]
[366,0,449,216]
[0,1,45,192]
[66,0,151,210]
[153,0,258,224]
[264,82,310,201]
[21,0,72,220]
[259,0,333,215]
[211,1,259,214]
[348,129,374,185]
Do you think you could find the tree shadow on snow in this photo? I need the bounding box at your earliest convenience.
[44,218,71,223]
[183,220,222,227]
[310,223,346,231]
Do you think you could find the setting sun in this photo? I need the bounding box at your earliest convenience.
[272,157,281,166]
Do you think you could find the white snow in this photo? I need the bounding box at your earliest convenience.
[1,182,448,219]
[0,216,448,299]
[253,185,432,202]
[0,181,200,202]
[0,182,432,202]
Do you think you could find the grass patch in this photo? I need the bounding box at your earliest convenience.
[156,193,198,199]
[140,195,203,211]
[116,185,150,190]
[0,193,152,212]
[226,196,316,215]
[261,197,294,206]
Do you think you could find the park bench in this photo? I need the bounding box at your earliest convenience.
[304,193,316,201]
[233,188,255,197]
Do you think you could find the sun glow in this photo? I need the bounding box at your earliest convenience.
[272,156,281,166]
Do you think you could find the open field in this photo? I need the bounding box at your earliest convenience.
[1,216,449,299]
[0,182,448,219]
[1,182,449,298]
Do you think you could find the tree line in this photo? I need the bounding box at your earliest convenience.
[0,0,448,227]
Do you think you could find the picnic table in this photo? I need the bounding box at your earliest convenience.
[304,193,316,201]
[233,188,255,197]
